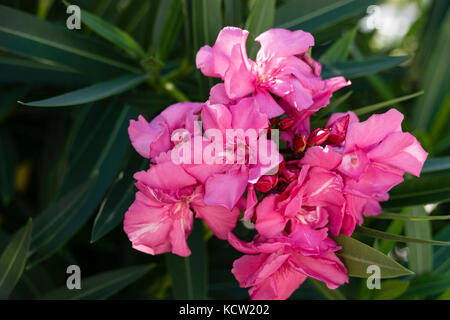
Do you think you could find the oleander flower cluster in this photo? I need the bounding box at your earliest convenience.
[123,27,428,300]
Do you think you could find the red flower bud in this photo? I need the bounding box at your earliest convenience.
[255,174,279,193]
[278,118,295,130]
[293,135,307,152]
[326,115,349,145]
[308,128,330,147]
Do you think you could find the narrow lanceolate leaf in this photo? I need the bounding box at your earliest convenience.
[245,0,276,59]
[320,27,357,63]
[0,219,32,299]
[20,73,149,107]
[355,226,450,246]
[41,264,154,300]
[378,220,404,255]
[28,104,134,268]
[352,91,424,116]
[0,54,91,86]
[276,0,375,33]
[322,56,409,79]
[224,0,243,28]
[192,0,223,51]
[400,273,450,299]
[372,280,409,300]
[0,5,141,77]
[153,0,184,61]
[334,235,414,278]
[405,206,433,275]
[383,175,450,209]
[166,220,208,299]
[64,1,147,59]
[369,213,450,221]
[412,9,450,131]
[0,137,15,205]
[434,224,450,274]
[91,154,147,242]
[191,0,223,97]
[30,176,98,256]
[421,156,450,175]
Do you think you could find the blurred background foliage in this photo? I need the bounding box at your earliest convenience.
[0,0,449,300]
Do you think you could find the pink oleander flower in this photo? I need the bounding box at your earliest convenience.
[123,25,429,301]
[124,158,240,257]
[196,27,350,121]
[228,230,348,300]
[255,162,345,238]
[181,97,283,211]
[128,102,202,160]
[299,108,428,235]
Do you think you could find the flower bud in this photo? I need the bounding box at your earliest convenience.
[255,174,279,193]
[278,118,295,130]
[293,135,307,152]
[308,128,330,147]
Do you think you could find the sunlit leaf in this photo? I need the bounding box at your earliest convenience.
[334,235,414,278]
[64,1,147,59]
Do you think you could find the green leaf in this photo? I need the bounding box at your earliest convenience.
[276,0,375,33]
[0,5,141,77]
[378,220,404,255]
[321,56,409,79]
[334,235,414,278]
[308,278,346,300]
[352,91,424,117]
[20,73,149,107]
[422,156,450,175]
[0,55,90,86]
[320,27,357,63]
[166,220,208,299]
[225,0,244,27]
[434,224,450,274]
[153,0,184,61]
[192,0,223,50]
[28,104,134,268]
[372,280,409,300]
[245,0,276,59]
[383,175,450,209]
[412,9,450,131]
[30,176,98,257]
[0,219,32,299]
[91,154,147,242]
[369,213,450,221]
[65,1,147,59]
[355,226,450,246]
[192,0,223,97]
[437,288,450,300]
[405,206,433,275]
[401,273,450,299]
[41,264,154,300]
[0,137,16,205]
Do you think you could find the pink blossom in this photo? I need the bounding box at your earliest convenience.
[255,163,345,238]
[197,27,350,120]
[293,109,428,235]
[124,160,240,257]
[182,98,283,210]
[228,232,348,300]
[128,102,202,160]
